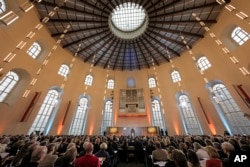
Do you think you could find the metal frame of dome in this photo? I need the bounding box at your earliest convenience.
[33,0,224,71]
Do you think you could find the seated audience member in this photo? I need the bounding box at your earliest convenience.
[187,149,201,167]
[152,141,168,162]
[165,146,177,167]
[95,143,111,167]
[54,147,77,167]
[212,142,227,159]
[75,142,100,167]
[172,149,188,167]
[18,143,39,167]
[205,146,222,167]
[193,142,209,161]
[221,142,235,167]
[38,143,58,167]
[27,146,48,167]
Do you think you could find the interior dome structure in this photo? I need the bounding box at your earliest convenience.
[34,0,223,71]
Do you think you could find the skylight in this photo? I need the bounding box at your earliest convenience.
[111,2,146,32]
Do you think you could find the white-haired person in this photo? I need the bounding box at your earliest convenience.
[95,142,111,167]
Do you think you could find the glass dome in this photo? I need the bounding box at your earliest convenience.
[111,2,146,32]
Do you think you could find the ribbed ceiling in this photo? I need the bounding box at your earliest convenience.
[33,0,224,71]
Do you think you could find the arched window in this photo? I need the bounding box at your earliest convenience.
[231,26,250,46]
[28,89,60,135]
[209,82,250,135]
[148,77,156,88]
[171,70,181,83]
[107,79,114,89]
[69,97,89,135]
[0,71,19,102]
[151,99,166,130]
[84,74,93,86]
[177,93,203,135]
[197,56,211,71]
[101,100,113,135]
[58,64,70,77]
[0,0,7,14]
[27,42,42,59]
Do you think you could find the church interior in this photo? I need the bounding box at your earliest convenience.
[0,0,250,137]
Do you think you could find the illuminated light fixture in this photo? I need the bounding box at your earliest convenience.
[56,39,61,44]
[4,52,16,62]
[215,40,222,45]
[60,84,65,89]
[36,68,42,75]
[192,56,196,61]
[229,56,239,64]
[204,27,210,31]
[60,34,65,38]
[0,11,19,25]
[26,31,36,39]
[48,11,55,17]
[188,50,193,54]
[216,0,226,5]
[239,67,250,75]
[225,4,236,11]
[30,78,37,85]
[22,89,31,98]
[236,12,248,19]
[200,70,204,75]
[20,2,34,12]
[35,23,43,30]
[16,41,27,49]
[209,33,216,38]
[204,78,209,83]
[42,59,48,66]
[222,47,230,54]
[42,17,50,23]
[52,45,58,50]
[199,21,205,26]
[47,52,52,57]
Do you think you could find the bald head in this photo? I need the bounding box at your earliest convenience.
[84,142,94,154]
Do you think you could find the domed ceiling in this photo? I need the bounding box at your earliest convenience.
[33,0,225,71]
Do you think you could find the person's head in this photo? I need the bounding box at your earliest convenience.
[221,142,234,155]
[193,142,202,152]
[46,143,56,154]
[155,141,161,149]
[213,142,222,151]
[172,149,188,167]
[167,146,175,160]
[187,149,200,166]
[206,146,220,159]
[30,146,48,163]
[63,147,77,164]
[84,142,94,154]
[67,142,76,150]
[100,142,108,150]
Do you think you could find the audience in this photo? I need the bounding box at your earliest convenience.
[0,133,249,167]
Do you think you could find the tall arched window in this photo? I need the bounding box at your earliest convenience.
[69,97,89,135]
[0,71,19,102]
[171,70,181,83]
[101,100,113,135]
[27,42,42,59]
[28,89,60,135]
[208,82,250,135]
[177,93,203,135]
[107,79,114,89]
[197,56,211,71]
[231,26,250,46]
[84,74,93,86]
[148,77,156,88]
[151,99,166,130]
[58,64,70,77]
[0,0,7,14]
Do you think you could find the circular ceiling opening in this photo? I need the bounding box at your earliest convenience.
[111,2,146,32]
